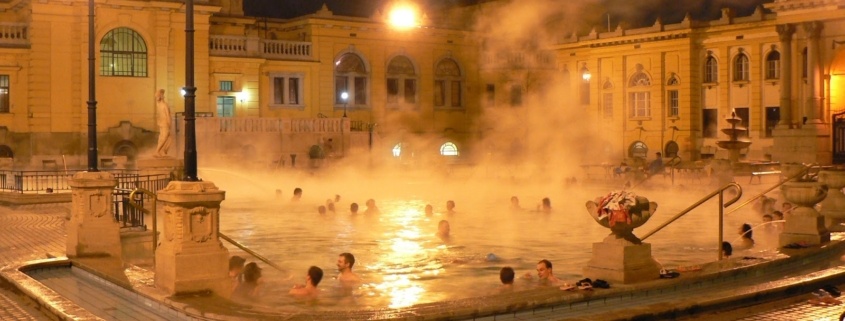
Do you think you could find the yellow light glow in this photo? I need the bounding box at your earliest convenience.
[387,3,419,29]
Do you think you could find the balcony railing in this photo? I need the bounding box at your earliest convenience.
[0,23,27,47]
[209,35,312,61]
[192,117,349,134]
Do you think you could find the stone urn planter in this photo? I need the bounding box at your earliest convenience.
[584,191,660,283]
[779,181,830,247]
[780,162,806,181]
[818,169,845,231]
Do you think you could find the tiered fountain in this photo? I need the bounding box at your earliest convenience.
[716,110,752,163]
[711,110,752,185]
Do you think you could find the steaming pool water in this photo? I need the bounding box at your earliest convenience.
[210,171,775,312]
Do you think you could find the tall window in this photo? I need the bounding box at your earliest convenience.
[510,85,522,107]
[766,51,780,80]
[216,96,235,117]
[219,81,234,91]
[434,58,462,108]
[0,75,8,113]
[270,74,302,106]
[734,107,750,137]
[602,93,613,119]
[100,28,147,77]
[733,53,749,81]
[703,109,718,138]
[668,90,679,117]
[335,53,369,107]
[704,55,718,83]
[628,68,651,118]
[580,65,591,105]
[386,55,417,106]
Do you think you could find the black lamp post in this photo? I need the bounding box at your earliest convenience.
[86,0,98,172]
[183,0,198,181]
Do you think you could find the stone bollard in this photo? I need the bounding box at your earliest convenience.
[779,181,830,247]
[67,171,122,259]
[155,181,230,297]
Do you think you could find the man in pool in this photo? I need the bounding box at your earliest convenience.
[337,252,362,286]
[350,202,359,215]
[499,267,515,291]
[527,259,561,285]
[446,200,456,215]
[289,266,323,299]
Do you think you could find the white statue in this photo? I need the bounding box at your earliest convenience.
[154,89,172,158]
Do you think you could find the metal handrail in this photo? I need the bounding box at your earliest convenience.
[127,188,157,267]
[219,233,287,274]
[640,182,742,260]
[725,164,817,216]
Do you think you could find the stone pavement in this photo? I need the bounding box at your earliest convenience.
[0,205,67,320]
[3,203,845,321]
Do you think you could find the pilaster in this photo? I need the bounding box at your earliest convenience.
[67,171,122,259]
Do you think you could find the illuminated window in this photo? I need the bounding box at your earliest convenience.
[387,56,417,106]
[216,96,234,117]
[335,53,369,107]
[392,143,402,157]
[434,58,462,108]
[100,28,147,77]
[440,142,459,156]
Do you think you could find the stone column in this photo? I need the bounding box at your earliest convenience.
[67,171,122,259]
[776,24,794,128]
[804,21,823,124]
[155,181,230,297]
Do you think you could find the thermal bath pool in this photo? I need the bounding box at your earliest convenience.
[213,175,775,311]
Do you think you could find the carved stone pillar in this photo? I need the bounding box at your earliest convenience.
[67,171,122,259]
[776,24,794,128]
[155,181,230,297]
[804,21,823,124]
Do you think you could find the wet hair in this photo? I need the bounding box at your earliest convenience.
[542,197,551,207]
[500,267,515,284]
[446,200,455,208]
[538,259,552,269]
[308,266,324,286]
[350,203,359,212]
[722,242,733,257]
[339,252,355,268]
[293,187,302,195]
[229,256,246,270]
[242,262,262,283]
[741,223,753,239]
[772,211,784,219]
[762,214,773,221]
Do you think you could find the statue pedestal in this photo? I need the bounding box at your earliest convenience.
[583,238,660,284]
[67,171,122,259]
[154,181,229,297]
[137,157,183,181]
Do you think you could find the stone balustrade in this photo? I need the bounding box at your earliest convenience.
[193,116,348,133]
[0,23,27,47]
[208,35,312,61]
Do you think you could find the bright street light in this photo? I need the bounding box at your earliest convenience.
[341,92,349,117]
[387,3,420,29]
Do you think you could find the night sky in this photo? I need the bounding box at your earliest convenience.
[243,0,771,28]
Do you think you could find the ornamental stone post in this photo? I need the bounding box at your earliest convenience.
[155,181,230,297]
[67,171,122,259]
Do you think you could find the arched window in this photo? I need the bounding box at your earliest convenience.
[434,58,462,108]
[335,53,369,107]
[667,74,680,117]
[0,144,12,158]
[100,28,147,77]
[704,55,718,83]
[765,50,780,80]
[628,141,648,159]
[628,66,651,118]
[112,140,137,161]
[386,56,417,105]
[664,141,679,158]
[440,142,459,156]
[733,52,749,81]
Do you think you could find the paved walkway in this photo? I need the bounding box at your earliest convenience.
[0,205,66,320]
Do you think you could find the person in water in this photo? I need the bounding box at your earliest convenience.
[337,252,362,286]
[734,223,755,250]
[537,197,552,213]
[350,202,359,215]
[446,200,456,215]
[364,199,381,215]
[233,262,262,300]
[436,220,451,240]
[424,204,434,216]
[499,267,515,291]
[289,266,323,300]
